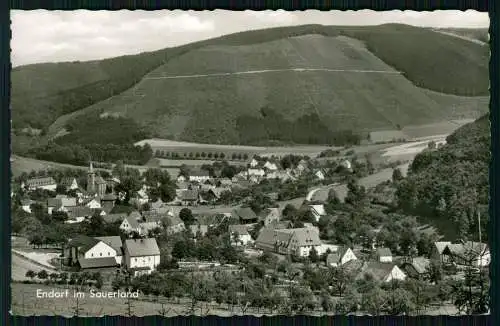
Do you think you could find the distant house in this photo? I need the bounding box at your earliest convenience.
[176,181,190,191]
[102,213,127,224]
[369,130,408,144]
[430,241,452,264]
[308,204,326,222]
[189,170,211,183]
[340,159,352,171]
[442,241,490,267]
[83,197,102,210]
[180,189,200,206]
[247,168,266,177]
[233,207,258,224]
[59,177,79,191]
[228,224,253,246]
[356,262,407,283]
[177,175,187,183]
[195,213,228,228]
[249,158,259,168]
[164,215,186,234]
[400,257,431,280]
[119,212,142,234]
[123,238,160,276]
[100,193,117,214]
[314,170,326,181]
[132,187,149,206]
[258,208,281,226]
[263,161,279,171]
[218,178,233,188]
[150,199,171,214]
[376,248,393,263]
[209,187,231,201]
[47,196,78,214]
[24,177,57,191]
[20,199,34,213]
[327,246,357,267]
[65,235,120,269]
[65,206,94,223]
[255,227,322,257]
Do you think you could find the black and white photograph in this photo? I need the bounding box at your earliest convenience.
[9,9,490,316]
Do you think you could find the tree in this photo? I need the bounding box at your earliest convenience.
[309,247,319,263]
[361,286,388,315]
[392,168,404,183]
[25,270,36,281]
[328,265,353,297]
[52,210,69,222]
[37,270,48,280]
[179,208,195,226]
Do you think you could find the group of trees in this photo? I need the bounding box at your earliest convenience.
[154,150,250,162]
[236,107,361,146]
[395,114,489,241]
[24,270,103,290]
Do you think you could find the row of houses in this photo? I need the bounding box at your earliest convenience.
[65,235,160,276]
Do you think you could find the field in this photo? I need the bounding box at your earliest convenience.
[44,27,488,145]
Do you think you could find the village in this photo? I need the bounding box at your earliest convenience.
[11,147,490,316]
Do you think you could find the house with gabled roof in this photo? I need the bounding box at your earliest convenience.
[65,206,94,223]
[119,211,142,234]
[65,235,121,269]
[24,177,57,191]
[356,262,407,283]
[94,236,123,265]
[20,199,34,213]
[228,224,253,246]
[180,189,200,206]
[47,196,78,214]
[314,169,326,181]
[249,158,259,168]
[442,241,490,267]
[190,224,209,239]
[60,177,79,190]
[430,241,452,263]
[400,257,431,280]
[376,247,393,263]
[263,161,279,171]
[233,207,258,224]
[258,207,281,226]
[326,246,357,267]
[103,212,128,224]
[308,204,326,222]
[188,170,211,183]
[123,238,160,276]
[255,227,322,257]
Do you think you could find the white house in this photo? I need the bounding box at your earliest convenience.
[48,196,78,214]
[84,198,102,210]
[255,227,322,257]
[94,236,123,265]
[247,168,266,177]
[119,212,142,234]
[177,175,187,183]
[60,177,79,190]
[308,204,326,222]
[249,158,259,168]
[132,187,149,206]
[258,208,281,226]
[66,235,120,269]
[326,246,358,267]
[24,177,57,191]
[443,241,490,267]
[314,170,326,181]
[263,161,279,171]
[20,199,34,213]
[189,170,211,183]
[340,159,352,171]
[377,247,393,263]
[229,225,253,246]
[357,262,407,283]
[123,238,161,276]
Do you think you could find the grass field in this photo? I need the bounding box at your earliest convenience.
[45,28,488,145]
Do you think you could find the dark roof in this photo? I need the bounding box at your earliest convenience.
[181,189,199,201]
[233,207,257,221]
[377,247,392,257]
[79,257,118,269]
[124,238,160,257]
[190,170,210,177]
[361,262,400,282]
[66,206,93,219]
[67,235,100,253]
[102,213,127,224]
[94,236,123,254]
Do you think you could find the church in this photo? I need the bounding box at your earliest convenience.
[87,162,107,197]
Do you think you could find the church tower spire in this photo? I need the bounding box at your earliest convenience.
[87,160,96,194]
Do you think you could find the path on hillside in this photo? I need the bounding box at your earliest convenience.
[144,68,402,80]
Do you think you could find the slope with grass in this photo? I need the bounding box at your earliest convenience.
[46,30,488,146]
[13,24,489,139]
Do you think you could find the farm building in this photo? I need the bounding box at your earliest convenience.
[65,235,121,269]
[24,177,57,191]
[123,238,161,276]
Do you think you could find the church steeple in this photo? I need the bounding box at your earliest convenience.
[87,160,96,194]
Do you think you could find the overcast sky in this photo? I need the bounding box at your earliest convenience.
[11,10,489,67]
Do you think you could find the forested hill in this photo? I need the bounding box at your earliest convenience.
[13,24,488,143]
[395,114,490,241]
